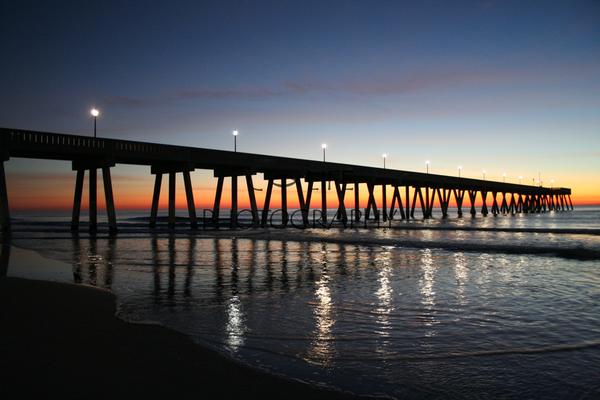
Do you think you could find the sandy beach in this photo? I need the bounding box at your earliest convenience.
[0,276,368,399]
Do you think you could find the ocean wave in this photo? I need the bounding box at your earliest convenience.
[6,221,600,261]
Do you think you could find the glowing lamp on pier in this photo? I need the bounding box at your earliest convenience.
[482,170,486,180]
[518,176,523,184]
[458,166,463,178]
[502,172,507,183]
[321,143,327,162]
[90,108,100,138]
[382,153,387,169]
[425,160,430,174]
[233,129,239,152]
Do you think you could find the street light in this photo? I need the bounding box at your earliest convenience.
[382,153,387,169]
[518,176,523,184]
[482,170,486,180]
[550,178,555,188]
[90,108,100,138]
[322,143,327,162]
[502,172,507,183]
[425,160,430,174]
[458,165,463,178]
[233,129,239,152]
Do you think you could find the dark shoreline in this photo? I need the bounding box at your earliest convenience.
[0,276,372,399]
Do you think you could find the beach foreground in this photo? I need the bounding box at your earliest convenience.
[0,276,367,399]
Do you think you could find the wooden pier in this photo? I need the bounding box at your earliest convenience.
[0,127,573,233]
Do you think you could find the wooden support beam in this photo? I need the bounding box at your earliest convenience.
[281,178,288,227]
[295,178,308,227]
[102,167,118,233]
[150,173,162,228]
[366,183,379,220]
[168,172,176,228]
[425,187,430,218]
[354,182,360,222]
[183,170,197,229]
[365,184,372,220]
[540,195,545,212]
[558,194,563,211]
[321,179,327,225]
[428,187,437,218]
[71,169,84,231]
[508,193,516,214]
[246,175,259,227]
[305,180,314,224]
[481,190,488,216]
[0,162,10,234]
[389,186,404,220]
[381,184,387,222]
[261,179,273,227]
[417,187,426,218]
[212,176,224,226]
[89,168,97,232]
[410,187,418,218]
[468,190,477,216]
[453,189,464,217]
[440,189,450,218]
[405,186,410,220]
[568,195,574,210]
[231,176,238,229]
[491,192,499,215]
[334,182,348,227]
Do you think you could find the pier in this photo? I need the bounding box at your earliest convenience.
[0,127,573,233]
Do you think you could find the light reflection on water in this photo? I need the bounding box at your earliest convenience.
[4,228,600,399]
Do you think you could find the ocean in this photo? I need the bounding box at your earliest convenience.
[3,207,600,399]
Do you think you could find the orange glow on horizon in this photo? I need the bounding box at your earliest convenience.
[7,172,600,212]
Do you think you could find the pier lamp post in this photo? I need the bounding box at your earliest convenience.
[458,166,462,178]
[425,160,430,174]
[519,176,523,184]
[322,143,327,162]
[503,172,507,183]
[382,153,387,169]
[482,170,486,180]
[90,108,100,138]
[233,129,238,152]
[551,179,555,189]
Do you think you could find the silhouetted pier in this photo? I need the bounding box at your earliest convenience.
[0,127,573,233]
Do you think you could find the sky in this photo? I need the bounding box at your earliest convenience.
[1,0,599,211]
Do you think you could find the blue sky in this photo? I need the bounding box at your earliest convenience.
[1,0,599,203]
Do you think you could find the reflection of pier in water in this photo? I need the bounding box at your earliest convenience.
[4,234,469,359]
[63,236,387,304]
[71,235,116,288]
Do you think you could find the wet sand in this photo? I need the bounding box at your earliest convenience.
[0,277,369,399]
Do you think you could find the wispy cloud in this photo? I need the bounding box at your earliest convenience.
[175,87,284,100]
[104,71,486,106]
[102,62,600,107]
[104,95,148,107]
